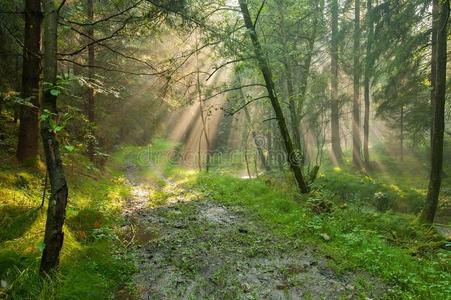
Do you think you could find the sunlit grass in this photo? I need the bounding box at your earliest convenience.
[0,155,136,299]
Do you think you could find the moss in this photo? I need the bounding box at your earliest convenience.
[0,158,135,299]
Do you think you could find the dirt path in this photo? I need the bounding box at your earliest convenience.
[121,165,385,300]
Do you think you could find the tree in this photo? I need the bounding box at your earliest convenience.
[330,0,342,164]
[275,1,303,154]
[16,0,41,164]
[419,0,449,224]
[363,0,374,169]
[238,0,309,193]
[237,72,269,172]
[86,0,96,161]
[352,0,362,169]
[40,0,69,274]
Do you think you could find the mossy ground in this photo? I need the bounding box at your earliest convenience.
[0,115,136,299]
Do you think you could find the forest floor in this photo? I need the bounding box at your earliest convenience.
[119,163,386,299]
[0,130,449,299]
[111,140,450,300]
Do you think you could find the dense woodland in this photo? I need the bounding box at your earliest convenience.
[0,0,450,299]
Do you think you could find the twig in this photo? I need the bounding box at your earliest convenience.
[38,170,48,209]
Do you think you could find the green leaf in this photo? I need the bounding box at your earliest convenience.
[49,119,57,129]
[64,145,75,152]
[54,125,64,132]
[50,89,61,96]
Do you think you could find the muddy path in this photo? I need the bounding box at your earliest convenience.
[121,165,385,300]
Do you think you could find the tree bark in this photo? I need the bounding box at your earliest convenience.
[363,0,373,170]
[40,0,69,274]
[276,2,303,155]
[330,0,343,164]
[196,35,210,172]
[238,0,309,193]
[430,0,439,145]
[284,64,303,154]
[419,0,448,224]
[400,103,404,162]
[237,74,269,172]
[352,0,362,169]
[86,0,96,161]
[296,0,324,167]
[17,0,42,164]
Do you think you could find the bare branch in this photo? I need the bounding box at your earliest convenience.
[204,83,266,101]
[64,0,144,27]
[59,58,164,76]
[57,0,67,14]
[205,57,254,82]
[59,17,131,56]
[224,95,269,115]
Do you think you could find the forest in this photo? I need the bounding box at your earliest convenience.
[0,0,450,299]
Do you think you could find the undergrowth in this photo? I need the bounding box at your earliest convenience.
[0,153,136,299]
[189,172,451,299]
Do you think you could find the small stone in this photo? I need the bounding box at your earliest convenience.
[1,280,7,289]
[320,233,331,241]
[241,282,251,292]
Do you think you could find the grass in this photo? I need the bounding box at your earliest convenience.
[186,172,450,299]
[0,150,136,299]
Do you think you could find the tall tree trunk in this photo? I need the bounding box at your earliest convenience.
[276,2,303,154]
[363,0,373,170]
[196,35,210,172]
[352,0,362,169]
[330,0,343,164]
[419,0,448,224]
[86,0,95,161]
[284,64,303,154]
[430,0,438,145]
[298,0,324,167]
[17,0,41,164]
[40,0,69,274]
[237,74,269,172]
[238,0,309,193]
[400,103,404,162]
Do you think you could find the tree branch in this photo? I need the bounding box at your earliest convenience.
[253,0,267,28]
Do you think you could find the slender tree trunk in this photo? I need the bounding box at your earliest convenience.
[86,0,95,161]
[276,2,303,154]
[239,0,309,193]
[298,0,324,167]
[17,0,41,164]
[352,0,362,169]
[430,0,438,145]
[400,103,404,162]
[298,0,323,116]
[40,0,69,274]
[196,36,210,172]
[266,110,273,168]
[237,75,269,172]
[243,129,252,178]
[285,64,303,154]
[363,0,373,170]
[330,0,343,164]
[420,0,448,224]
